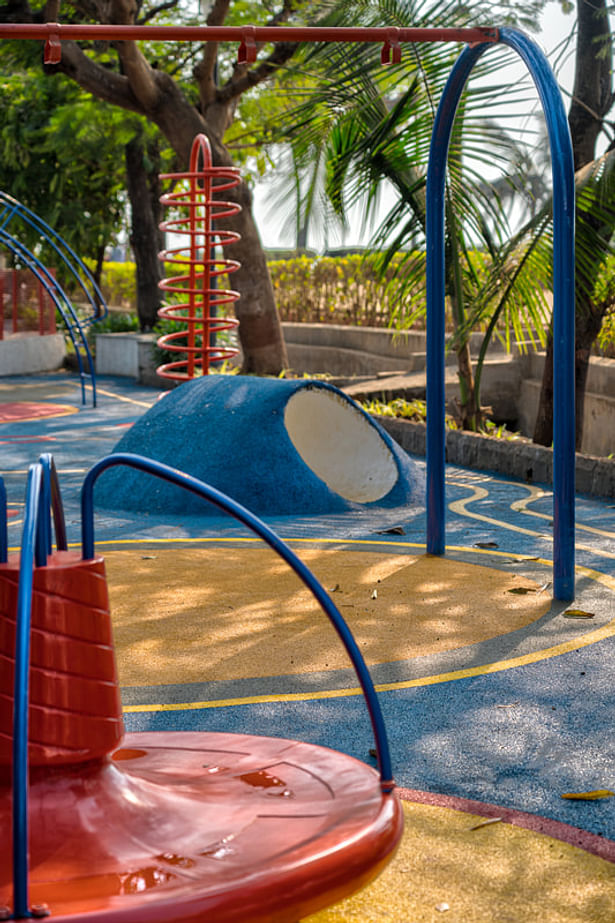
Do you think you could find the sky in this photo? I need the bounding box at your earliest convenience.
[252,2,579,252]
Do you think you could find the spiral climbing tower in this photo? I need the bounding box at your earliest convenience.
[157,134,241,380]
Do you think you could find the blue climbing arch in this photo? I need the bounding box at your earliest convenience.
[0,193,108,406]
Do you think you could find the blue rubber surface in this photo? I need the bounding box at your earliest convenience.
[2,372,615,842]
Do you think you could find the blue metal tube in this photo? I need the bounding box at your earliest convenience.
[37,456,51,564]
[0,192,108,324]
[12,463,43,919]
[426,42,485,555]
[425,29,575,599]
[499,27,576,600]
[39,453,68,552]
[81,453,395,790]
[0,228,97,407]
[0,476,7,564]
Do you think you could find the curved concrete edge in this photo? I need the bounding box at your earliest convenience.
[376,416,615,499]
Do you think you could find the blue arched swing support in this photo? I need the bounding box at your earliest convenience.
[0,192,108,407]
[426,27,576,602]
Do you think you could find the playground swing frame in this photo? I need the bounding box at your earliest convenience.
[0,22,576,603]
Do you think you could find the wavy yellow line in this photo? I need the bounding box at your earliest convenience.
[120,548,615,714]
[510,483,615,539]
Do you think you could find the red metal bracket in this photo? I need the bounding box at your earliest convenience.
[237,26,257,64]
[43,26,61,64]
[381,28,401,65]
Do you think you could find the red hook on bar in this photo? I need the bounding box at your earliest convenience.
[43,27,62,64]
[381,28,401,65]
[237,26,257,63]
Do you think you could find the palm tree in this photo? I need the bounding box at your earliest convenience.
[269,0,548,429]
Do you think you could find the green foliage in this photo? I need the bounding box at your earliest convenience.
[596,311,615,358]
[269,252,425,326]
[0,65,132,272]
[81,260,138,308]
[363,396,522,439]
[85,310,139,351]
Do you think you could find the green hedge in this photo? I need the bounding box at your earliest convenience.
[84,254,425,329]
[82,260,137,308]
[268,253,423,327]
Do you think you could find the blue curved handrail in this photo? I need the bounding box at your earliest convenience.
[9,458,69,919]
[81,453,396,791]
[425,28,575,601]
[0,192,108,325]
[39,453,68,559]
[0,475,7,564]
[10,452,397,919]
[0,228,97,406]
[12,463,44,920]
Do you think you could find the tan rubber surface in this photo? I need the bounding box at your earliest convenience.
[304,800,615,922]
[105,547,550,686]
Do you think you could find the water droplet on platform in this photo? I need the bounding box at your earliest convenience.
[239,769,286,790]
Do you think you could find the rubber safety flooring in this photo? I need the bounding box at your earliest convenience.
[3,371,615,921]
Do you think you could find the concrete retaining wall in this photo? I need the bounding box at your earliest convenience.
[283,324,615,459]
[283,322,486,375]
[0,333,65,376]
[376,416,615,499]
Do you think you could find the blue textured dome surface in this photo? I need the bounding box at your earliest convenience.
[94,376,422,516]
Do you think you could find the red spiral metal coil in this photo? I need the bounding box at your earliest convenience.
[157,134,241,380]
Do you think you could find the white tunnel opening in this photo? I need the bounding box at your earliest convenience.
[284,388,399,503]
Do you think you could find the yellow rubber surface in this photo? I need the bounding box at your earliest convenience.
[104,547,550,686]
[304,800,615,922]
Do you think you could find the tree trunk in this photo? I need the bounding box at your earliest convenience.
[125,134,163,331]
[52,35,289,373]
[225,179,289,373]
[93,243,105,316]
[533,0,613,447]
[568,0,612,171]
[455,339,480,430]
[532,333,554,446]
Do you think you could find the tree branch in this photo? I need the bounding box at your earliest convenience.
[218,39,298,103]
[50,38,145,114]
[217,0,300,104]
[0,0,36,22]
[206,0,231,26]
[138,0,179,25]
[192,0,231,110]
[264,0,298,28]
[106,0,161,110]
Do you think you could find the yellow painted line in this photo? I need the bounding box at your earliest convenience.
[448,484,545,539]
[1,532,609,708]
[84,384,154,409]
[511,484,615,539]
[449,482,615,561]
[0,468,87,476]
[120,552,615,714]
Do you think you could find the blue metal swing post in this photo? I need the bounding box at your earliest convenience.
[426,28,576,602]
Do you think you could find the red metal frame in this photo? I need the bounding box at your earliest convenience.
[0,24,500,64]
[0,270,55,336]
[157,134,241,380]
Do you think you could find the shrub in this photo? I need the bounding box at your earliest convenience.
[268,252,424,327]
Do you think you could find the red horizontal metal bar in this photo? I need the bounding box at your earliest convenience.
[0,22,500,45]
